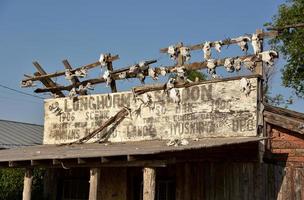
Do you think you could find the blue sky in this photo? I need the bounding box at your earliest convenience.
[0,0,303,125]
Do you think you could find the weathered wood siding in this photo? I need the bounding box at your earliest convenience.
[44,77,258,144]
[176,162,304,200]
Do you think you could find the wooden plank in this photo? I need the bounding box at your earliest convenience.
[23,55,119,82]
[89,168,100,200]
[160,31,278,53]
[143,167,156,200]
[32,61,65,97]
[175,163,184,200]
[22,168,33,200]
[106,60,118,93]
[100,167,127,199]
[264,112,304,135]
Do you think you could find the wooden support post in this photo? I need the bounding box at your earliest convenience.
[106,56,117,93]
[254,29,264,77]
[89,168,100,200]
[143,167,156,200]
[22,168,33,200]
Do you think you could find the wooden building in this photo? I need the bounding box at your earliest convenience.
[2,27,304,199]
[0,75,303,200]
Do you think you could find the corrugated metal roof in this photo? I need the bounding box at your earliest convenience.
[0,137,265,162]
[0,119,43,149]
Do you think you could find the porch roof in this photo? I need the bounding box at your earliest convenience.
[0,137,265,168]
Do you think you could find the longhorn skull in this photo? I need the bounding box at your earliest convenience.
[234,58,242,71]
[251,34,262,55]
[243,57,256,71]
[240,77,251,96]
[167,45,178,60]
[102,69,112,86]
[148,68,158,80]
[207,59,217,76]
[68,88,77,99]
[224,58,235,73]
[236,36,251,52]
[203,41,212,60]
[180,47,191,61]
[176,66,186,79]
[259,50,278,66]
[74,67,88,78]
[160,67,167,76]
[99,54,107,67]
[168,88,180,103]
[214,41,223,53]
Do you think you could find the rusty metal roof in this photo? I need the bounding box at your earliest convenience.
[0,137,264,165]
[0,119,43,149]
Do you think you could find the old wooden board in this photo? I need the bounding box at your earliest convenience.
[43,77,259,144]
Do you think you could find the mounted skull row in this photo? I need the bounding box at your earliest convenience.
[206,50,278,78]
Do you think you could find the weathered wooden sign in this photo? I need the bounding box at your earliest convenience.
[43,77,259,144]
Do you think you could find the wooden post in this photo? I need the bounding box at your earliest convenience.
[254,29,264,77]
[22,168,33,200]
[143,167,156,200]
[89,168,100,200]
[106,56,117,93]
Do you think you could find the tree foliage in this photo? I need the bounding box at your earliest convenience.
[0,168,45,200]
[267,0,304,97]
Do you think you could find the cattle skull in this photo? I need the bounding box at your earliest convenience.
[234,58,242,71]
[251,34,262,55]
[214,41,223,53]
[240,77,251,96]
[141,93,152,105]
[207,59,217,76]
[176,66,186,79]
[168,88,180,103]
[102,69,112,86]
[99,53,107,67]
[65,69,73,82]
[167,45,178,60]
[74,67,88,78]
[160,67,167,76]
[166,78,175,91]
[224,58,235,73]
[68,87,77,99]
[243,57,256,71]
[21,80,35,88]
[180,47,191,61]
[203,41,212,60]
[148,68,158,80]
[259,50,278,66]
[236,36,251,52]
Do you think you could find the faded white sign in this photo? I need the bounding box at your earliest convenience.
[44,77,258,144]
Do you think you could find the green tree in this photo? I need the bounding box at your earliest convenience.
[0,168,45,200]
[266,0,304,98]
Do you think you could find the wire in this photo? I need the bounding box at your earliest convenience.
[0,83,45,100]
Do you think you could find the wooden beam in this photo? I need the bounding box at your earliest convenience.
[160,30,278,53]
[266,22,304,31]
[89,168,100,200]
[22,168,33,200]
[264,111,304,135]
[143,167,156,200]
[106,58,117,93]
[32,61,65,97]
[23,55,119,82]
[34,54,261,94]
